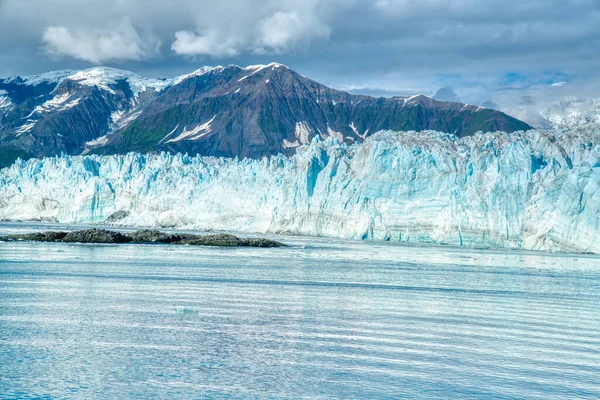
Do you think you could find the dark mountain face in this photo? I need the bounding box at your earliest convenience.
[0,64,532,167]
[97,64,531,159]
[0,68,168,167]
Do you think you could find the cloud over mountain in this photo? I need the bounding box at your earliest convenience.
[42,18,161,63]
[0,0,599,105]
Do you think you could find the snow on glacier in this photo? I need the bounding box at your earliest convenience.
[1,129,599,253]
[3,70,76,86]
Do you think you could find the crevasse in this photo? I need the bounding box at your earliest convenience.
[1,129,599,253]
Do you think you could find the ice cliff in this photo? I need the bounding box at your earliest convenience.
[1,128,599,253]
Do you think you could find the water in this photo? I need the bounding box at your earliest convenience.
[1,223,599,399]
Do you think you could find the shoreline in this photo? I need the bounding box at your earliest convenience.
[1,220,598,257]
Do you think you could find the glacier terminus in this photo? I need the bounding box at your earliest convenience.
[1,127,599,254]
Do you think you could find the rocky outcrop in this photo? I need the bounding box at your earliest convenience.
[177,233,284,247]
[129,229,177,243]
[2,231,68,242]
[61,228,132,243]
[0,228,285,248]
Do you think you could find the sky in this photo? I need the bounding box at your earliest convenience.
[1,0,600,111]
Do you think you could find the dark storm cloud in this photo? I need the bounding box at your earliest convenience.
[0,0,599,106]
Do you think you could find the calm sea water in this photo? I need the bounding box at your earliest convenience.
[1,223,599,399]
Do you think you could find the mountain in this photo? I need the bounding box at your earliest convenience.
[0,63,532,167]
[0,67,170,167]
[502,97,600,129]
[538,98,600,129]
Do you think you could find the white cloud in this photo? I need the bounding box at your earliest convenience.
[42,17,161,63]
[171,30,241,57]
[255,10,331,53]
[171,1,336,57]
[0,0,599,105]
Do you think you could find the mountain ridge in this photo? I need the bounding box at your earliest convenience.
[0,63,532,167]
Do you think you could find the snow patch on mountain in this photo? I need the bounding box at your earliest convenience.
[15,121,36,135]
[295,122,312,144]
[67,67,171,96]
[349,122,369,139]
[0,96,12,110]
[3,70,76,87]
[113,111,143,132]
[283,139,300,148]
[85,135,110,148]
[238,63,286,82]
[159,125,180,144]
[401,94,426,107]
[349,121,358,135]
[244,62,287,72]
[31,92,81,115]
[173,66,220,85]
[167,116,216,143]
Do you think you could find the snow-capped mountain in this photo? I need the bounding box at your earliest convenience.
[2,128,598,253]
[0,67,170,167]
[505,97,600,130]
[541,98,600,128]
[0,63,531,167]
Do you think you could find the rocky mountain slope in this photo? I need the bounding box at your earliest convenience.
[0,63,531,167]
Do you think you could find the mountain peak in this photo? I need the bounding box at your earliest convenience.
[173,66,225,85]
[172,63,290,86]
[2,70,76,87]
[66,67,171,96]
[243,62,289,71]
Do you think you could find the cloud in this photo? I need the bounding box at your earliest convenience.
[433,87,460,102]
[0,0,599,109]
[42,17,161,63]
[171,2,335,57]
[171,30,241,57]
[254,10,331,53]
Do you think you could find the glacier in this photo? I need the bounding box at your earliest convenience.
[1,128,599,253]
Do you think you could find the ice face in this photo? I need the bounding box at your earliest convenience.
[1,128,599,253]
